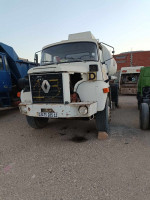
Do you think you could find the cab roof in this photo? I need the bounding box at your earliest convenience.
[42,31,98,50]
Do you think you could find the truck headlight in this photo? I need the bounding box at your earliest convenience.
[78,106,88,115]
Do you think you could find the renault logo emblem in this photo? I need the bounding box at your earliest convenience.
[41,80,50,93]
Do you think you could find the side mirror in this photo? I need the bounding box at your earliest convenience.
[110,75,117,80]
[34,53,38,66]
[112,50,115,54]
[18,77,29,89]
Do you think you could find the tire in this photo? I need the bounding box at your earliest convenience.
[110,83,119,107]
[140,103,149,130]
[138,101,141,110]
[26,116,49,129]
[95,99,109,133]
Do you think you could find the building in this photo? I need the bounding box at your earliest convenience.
[114,51,150,71]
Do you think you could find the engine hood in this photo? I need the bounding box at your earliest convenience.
[28,62,99,74]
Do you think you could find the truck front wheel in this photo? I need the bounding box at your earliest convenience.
[140,103,149,130]
[95,100,109,133]
[26,116,49,129]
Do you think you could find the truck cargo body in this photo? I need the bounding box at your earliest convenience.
[0,43,36,107]
[119,66,144,95]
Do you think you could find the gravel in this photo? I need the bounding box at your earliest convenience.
[0,96,150,200]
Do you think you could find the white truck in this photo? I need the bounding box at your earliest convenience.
[119,66,144,95]
[19,32,117,133]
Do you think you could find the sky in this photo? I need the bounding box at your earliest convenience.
[0,0,150,61]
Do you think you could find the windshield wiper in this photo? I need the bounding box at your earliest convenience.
[84,59,97,62]
[41,61,56,65]
[66,57,86,63]
[41,58,88,66]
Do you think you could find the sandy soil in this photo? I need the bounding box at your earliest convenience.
[0,96,150,200]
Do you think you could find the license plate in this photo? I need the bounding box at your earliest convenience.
[38,112,58,118]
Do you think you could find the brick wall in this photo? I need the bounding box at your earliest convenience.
[114,51,150,71]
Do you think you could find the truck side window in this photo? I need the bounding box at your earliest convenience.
[4,56,10,71]
[0,56,3,70]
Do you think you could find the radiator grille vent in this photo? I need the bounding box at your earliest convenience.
[30,73,63,103]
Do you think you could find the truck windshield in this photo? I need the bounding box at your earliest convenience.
[41,42,98,65]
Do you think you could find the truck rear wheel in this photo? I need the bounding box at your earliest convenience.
[140,103,149,130]
[95,100,109,133]
[138,101,141,110]
[26,116,49,129]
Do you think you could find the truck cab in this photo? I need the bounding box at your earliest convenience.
[138,67,150,130]
[19,32,117,133]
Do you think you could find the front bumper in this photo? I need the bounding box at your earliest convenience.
[120,88,137,95]
[19,102,97,118]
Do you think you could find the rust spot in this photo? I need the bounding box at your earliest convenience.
[19,104,26,106]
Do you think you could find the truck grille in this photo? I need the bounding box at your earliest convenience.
[30,73,63,103]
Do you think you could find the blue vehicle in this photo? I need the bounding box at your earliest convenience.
[0,43,36,107]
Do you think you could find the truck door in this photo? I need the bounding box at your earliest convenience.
[0,55,12,93]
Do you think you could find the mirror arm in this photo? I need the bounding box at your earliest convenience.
[101,57,113,65]
[100,42,115,55]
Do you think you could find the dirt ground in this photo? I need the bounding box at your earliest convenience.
[0,96,150,200]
